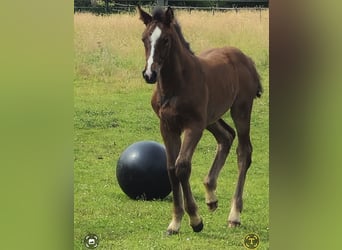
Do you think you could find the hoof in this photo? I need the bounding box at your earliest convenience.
[191,220,204,233]
[228,220,241,228]
[206,200,218,212]
[166,229,179,236]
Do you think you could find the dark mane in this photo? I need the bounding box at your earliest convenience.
[152,7,194,55]
[173,20,194,55]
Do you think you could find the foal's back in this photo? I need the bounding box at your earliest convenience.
[197,46,261,124]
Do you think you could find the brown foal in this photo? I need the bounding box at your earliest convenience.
[138,6,262,234]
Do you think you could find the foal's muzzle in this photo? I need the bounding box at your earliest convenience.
[142,69,157,84]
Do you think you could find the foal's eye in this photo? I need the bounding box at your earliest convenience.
[142,36,148,42]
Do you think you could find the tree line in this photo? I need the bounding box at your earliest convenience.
[75,0,268,9]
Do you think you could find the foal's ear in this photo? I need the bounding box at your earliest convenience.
[137,5,152,26]
[164,7,174,26]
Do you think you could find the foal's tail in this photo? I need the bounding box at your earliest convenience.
[249,57,263,98]
[256,76,263,98]
[256,78,264,97]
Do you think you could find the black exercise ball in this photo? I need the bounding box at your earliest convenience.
[116,141,171,200]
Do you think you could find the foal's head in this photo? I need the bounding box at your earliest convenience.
[138,6,192,84]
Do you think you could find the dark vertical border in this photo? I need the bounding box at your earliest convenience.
[270,0,342,249]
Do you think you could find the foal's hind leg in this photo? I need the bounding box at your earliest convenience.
[204,119,235,211]
[228,101,253,227]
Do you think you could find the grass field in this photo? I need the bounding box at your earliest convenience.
[74,9,269,249]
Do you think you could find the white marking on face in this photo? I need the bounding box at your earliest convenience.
[145,26,162,78]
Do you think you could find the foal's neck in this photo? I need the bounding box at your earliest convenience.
[158,35,195,94]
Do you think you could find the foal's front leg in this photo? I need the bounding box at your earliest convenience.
[160,124,184,234]
[175,127,204,232]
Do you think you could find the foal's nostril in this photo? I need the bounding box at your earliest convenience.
[142,70,149,82]
[151,70,157,78]
[142,69,157,84]
[142,69,147,79]
[148,71,157,84]
[142,69,149,81]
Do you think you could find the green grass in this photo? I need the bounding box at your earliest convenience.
[74,10,269,249]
